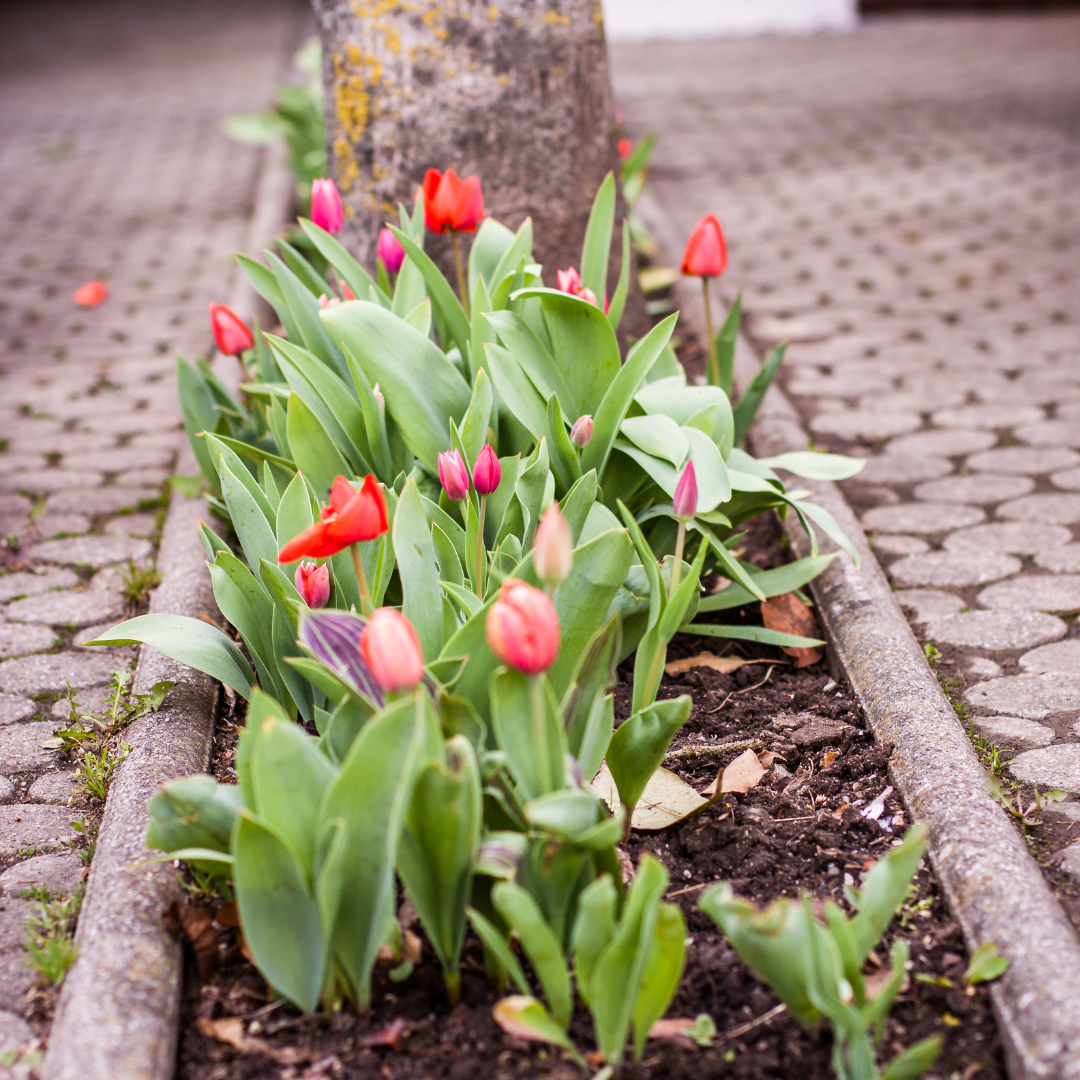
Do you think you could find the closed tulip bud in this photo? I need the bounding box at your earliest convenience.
[318,293,340,309]
[672,460,698,521]
[310,178,344,234]
[359,608,424,692]
[208,302,254,356]
[570,414,594,448]
[486,579,560,675]
[377,227,406,275]
[533,503,572,586]
[294,561,330,608]
[73,280,108,307]
[373,382,384,412]
[341,282,357,301]
[618,137,632,160]
[473,444,501,496]
[681,214,728,278]
[438,448,470,502]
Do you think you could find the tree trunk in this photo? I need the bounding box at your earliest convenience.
[312,0,642,321]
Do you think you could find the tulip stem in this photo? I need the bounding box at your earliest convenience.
[350,542,373,617]
[475,496,488,598]
[529,675,552,790]
[702,277,718,388]
[450,230,470,316]
[670,522,686,598]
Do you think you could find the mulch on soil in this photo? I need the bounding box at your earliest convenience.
[171,511,1005,1080]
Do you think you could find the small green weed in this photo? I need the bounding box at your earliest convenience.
[120,557,161,609]
[77,741,132,800]
[23,884,84,987]
[16,845,38,860]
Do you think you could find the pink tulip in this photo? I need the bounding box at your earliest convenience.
[672,460,698,521]
[556,267,600,309]
[438,448,470,502]
[570,415,594,449]
[318,293,340,309]
[294,561,330,608]
[486,579,560,675]
[533,503,572,586]
[359,608,424,692]
[311,178,344,234]
[473,445,501,496]
[377,228,406,275]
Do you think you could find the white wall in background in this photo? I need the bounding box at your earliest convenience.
[602,0,858,40]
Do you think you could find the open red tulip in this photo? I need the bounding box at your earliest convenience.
[422,168,485,234]
[278,475,388,562]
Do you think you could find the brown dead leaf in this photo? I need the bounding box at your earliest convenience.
[761,593,823,668]
[215,901,239,928]
[721,749,767,794]
[593,763,709,829]
[759,750,784,768]
[403,930,423,965]
[649,1017,700,1040]
[665,651,752,677]
[821,750,839,769]
[197,1017,246,1052]
[163,901,218,980]
[358,1017,409,1051]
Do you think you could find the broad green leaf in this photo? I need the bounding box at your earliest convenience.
[459,366,494,468]
[286,393,350,498]
[485,309,577,417]
[606,696,692,816]
[268,251,347,379]
[545,394,581,496]
[714,290,742,397]
[965,941,1009,986]
[275,471,318,573]
[881,1036,944,1080]
[468,217,517,297]
[297,218,382,304]
[490,668,565,802]
[632,902,687,1058]
[392,478,443,662]
[277,237,331,298]
[82,614,254,699]
[489,218,535,292]
[561,470,598,545]
[607,219,632,332]
[698,554,835,613]
[271,603,312,721]
[345,347,394,483]
[620,413,689,469]
[213,446,279,572]
[432,523,464,587]
[561,616,621,766]
[146,775,243,857]
[571,873,618,1007]
[616,426,730,513]
[491,995,583,1064]
[680,622,824,648]
[580,171,616,303]
[733,341,785,446]
[758,450,866,481]
[176,358,221,492]
[237,253,299,343]
[786,494,861,567]
[466,907,531,996]
[634,376,733,457]
[486,342,548,442]
[515,437,551,548]
[233,812,324,1013]
[403,296,432,336]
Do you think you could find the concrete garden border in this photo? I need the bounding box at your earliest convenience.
[40,141,294,1080]
[638,190,1080,1080]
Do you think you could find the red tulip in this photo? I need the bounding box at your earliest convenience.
[618,137,632,160]
[556,267,601,309]
[533,503,572,586]
[486,579,560,675]
[73,280,108,307]
[422,168,485,234]
[438,448,470,502]
[209,303,254,355]
[359,608,424,692]
[278,475,388,562]
[472,445,501,496]
[570,415,594,449]
[294,561,330,608]
[341,282,357,301]
[672,460,698,521]
[681,214,727,278]
[377,227,406,275]
[311,178,344,234]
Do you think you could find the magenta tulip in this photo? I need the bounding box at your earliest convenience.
[377,227,406,275]
[294,561,330,608]
[473,445,501,496]
[311,178,344,234]
[438,448,470,502]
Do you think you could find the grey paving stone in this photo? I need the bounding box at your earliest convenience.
[0,777,12,804]
[0,623,58,659]
[973,715,1055,750]
[931,404,1045,430]
[3,589,124,628]
[968,657,1003,678]
[925,610,1066,650]
[942,521,1072,556]
[1035,545,1080,573]
[1010,744,1080,792]
[0,1008,33,1058]
[27,770,77,806]
[885,429,997,458]
[0,805,79,858]
[0,569,79,604]
[0,722,63,775]
[114,468,170,488]
[0,898,35,1011]
[0,854,83,900]
[46,487,157,516]
[0,470,104,495]
[34,513,92,539]
[810,408,922,440]
[1058,843,1080,878]
[103,513,157,538]
[72,447,174,473]
[1020,640,1080,677]
[872,534,929,556]
[0,496,31,520]
[1051,468,1080,491]
[978,574,1080,614]
[0,696,34,726]
[913,473,1035,505]
[25,535,152,569]
[967,674,1080,721]
[0,652,120,696]
[997,493,1080,526]
[894,589,967,622]
[965,447,1080,475]
[889,552,1019,588]
[48,685,112,721]
[862,502,985,534]
[1016,421,1080,448]
[1040,801,1080,825]
[852,455,953,485]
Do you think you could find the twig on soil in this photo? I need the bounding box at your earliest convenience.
[664,737,764,761]
[668,881,711,899]
[707,664,778,714]
[719,1003,788,1043]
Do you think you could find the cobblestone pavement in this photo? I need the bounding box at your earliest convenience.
[0,0,302,1066]
[613,14,1080,858]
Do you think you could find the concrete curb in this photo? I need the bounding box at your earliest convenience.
[637,190,1080,1080]
[41,138,295,1080]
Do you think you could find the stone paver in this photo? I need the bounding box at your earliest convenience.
[0,623,57,659]
[1020,641,1080,677]
[0,652,119,696]
[0,569,79,604]
[973,716,1054,751]
[25,535,152,569]
[27,770,76,805]
[0,723,62,775]
[0,697,34,726]
[1010,746,1080,793]
[0,854,83,899]
[3,589,124,628]
[615,12,1080,794]
[0,807,79,859]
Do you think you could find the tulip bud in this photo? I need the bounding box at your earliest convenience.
[473,445,501,496]
[438,448,470,502]
[341,282,357,301]
[570,415,594,449]
[310,178,344,235]
[681,214,728,278]
[672,460,698,521]
[377,227,406,275]
[533,503,572,586]
[318,293,340,309]
[486,579,560,675]
[294,561,330,608]
[359,608,425,692]
[208,302,254,356]
[73,280,108,307]
[618,137,632,160]
[373,382,384,412]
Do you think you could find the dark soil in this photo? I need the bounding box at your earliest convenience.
[171,510,1005,1080]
